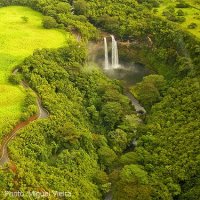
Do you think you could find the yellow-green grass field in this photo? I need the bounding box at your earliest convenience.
[0,6,68,138]
[155,0,200,39]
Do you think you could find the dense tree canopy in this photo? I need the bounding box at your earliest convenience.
[0,0,199,200]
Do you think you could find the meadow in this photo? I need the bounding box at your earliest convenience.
[0,6,67,139]
[155,0,200,38]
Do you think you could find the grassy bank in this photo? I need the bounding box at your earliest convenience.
[155,0,200,38]
[0,6,68,139]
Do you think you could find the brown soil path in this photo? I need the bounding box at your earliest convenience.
[0,82,49,167]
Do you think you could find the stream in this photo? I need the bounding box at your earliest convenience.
[102,63,148,115]
[89,40,149,114]
[89,40,149,200]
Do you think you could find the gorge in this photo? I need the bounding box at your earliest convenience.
[0,1,199,200]
[103,35,147,114]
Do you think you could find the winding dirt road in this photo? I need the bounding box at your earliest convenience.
[0,82,49,167]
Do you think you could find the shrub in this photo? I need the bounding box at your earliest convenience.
[42,16,58,29]
[176,2,190,8]
[162,10,170,17]
[74,0,88,15]
[21,16,29,23]
[176,16,186,23]
[177,9,185,16]
[8,74,21,85]
[152,0,160,8]
[188,23,198,29]
[153,8,158,14]
[167,14,177,22]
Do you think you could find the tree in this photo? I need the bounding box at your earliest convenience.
[188,23,198,29]
[177,57,193,76]
[42,16,58,29]
[177,10,184,16]
[113,164,151,200]
[101,102,123,130]
[21,16,29,23]
[131,75,166,110]
[74,0,88,15]
[55,2,71,14]
[98,146,117,168]
[107,129,128,153]
[176,2,190,8]
[8,74,21,85]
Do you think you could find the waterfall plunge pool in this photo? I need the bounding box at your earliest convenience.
[88,37,150,114]
[89,39,150,87]
[103,62,149,87]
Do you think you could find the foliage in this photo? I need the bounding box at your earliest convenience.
[42,16,58,29]
[112,164,152,200]
[188,22,198,29]
[21,16,29,23]
[0,6,66,140]
[8,74,21,85]
[0,39,139,199]
[70,1,200,199]
[176,2,190,8]
[0,1,199,200]
[131,75,166,110]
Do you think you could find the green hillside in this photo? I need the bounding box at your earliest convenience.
[155,0,200,38]
[0,6,67,138]
[0,1,199,200]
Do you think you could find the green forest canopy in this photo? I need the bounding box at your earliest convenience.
[0,0,199,200]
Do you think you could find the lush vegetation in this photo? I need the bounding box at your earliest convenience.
[0,0,99,40]
[0,41,140,199]
[0,0,199,200]
[154,0,200,38]
[0,6,67,140]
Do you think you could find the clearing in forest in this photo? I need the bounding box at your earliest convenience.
[0,6,68,138]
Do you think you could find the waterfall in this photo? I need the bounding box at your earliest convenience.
[111,35,119,68]
[104,35,119,70]
[104,37,109,69]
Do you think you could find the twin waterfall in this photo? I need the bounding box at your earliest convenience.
[104,37,109,69]
[104,35,119,69]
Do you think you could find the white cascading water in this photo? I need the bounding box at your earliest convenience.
[111,35,119,68]
[104,35,119,69]
[104,37,109,69]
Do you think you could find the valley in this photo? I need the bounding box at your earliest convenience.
[0,1,199,200]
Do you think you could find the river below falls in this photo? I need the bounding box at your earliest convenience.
[89,43,149,85]
[103,61,149,86]
[88,41,150,200]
